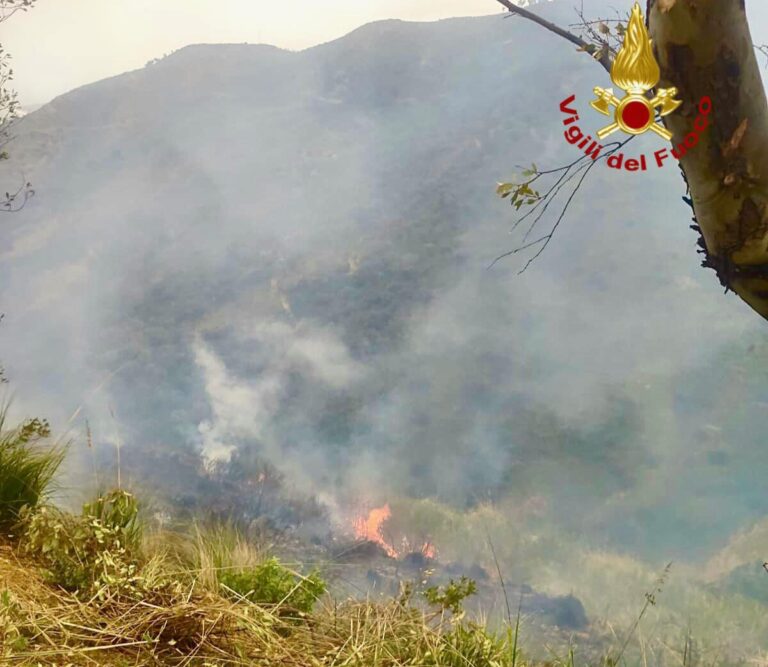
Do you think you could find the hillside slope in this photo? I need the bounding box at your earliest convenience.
[0,4,764,562]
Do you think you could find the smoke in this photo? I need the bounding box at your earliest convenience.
[194,322,364,464]
[0,0,766,566]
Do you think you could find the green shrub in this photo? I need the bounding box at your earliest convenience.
[189,524,324,612]
[423,576,478,615]
[219,557,326,614]
[0,411,63,531]
[21,489,145,599]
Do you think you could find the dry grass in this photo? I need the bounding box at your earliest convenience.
[0,539,520,666]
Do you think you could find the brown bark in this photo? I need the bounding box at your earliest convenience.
[649,0,768,320]
[498,0,768,322]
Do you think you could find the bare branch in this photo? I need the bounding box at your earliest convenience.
[494,0,612,73]
[570,4,627,63]
[0,0,36,24]
[491,137,634,272]
[1,178,34,213]
[755,43,768,68]
[0,0,36,210]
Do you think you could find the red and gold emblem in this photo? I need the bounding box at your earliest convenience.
[590,3,681,140]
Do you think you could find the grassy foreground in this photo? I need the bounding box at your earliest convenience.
[0,413,535,666]
[0,538,522,666]
[2,412,765,665]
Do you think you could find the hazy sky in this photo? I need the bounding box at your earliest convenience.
[4,0,502,105]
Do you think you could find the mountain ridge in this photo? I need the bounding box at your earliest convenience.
[0,7,763,562]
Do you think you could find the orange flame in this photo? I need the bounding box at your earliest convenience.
[421,541,437,559]
[353,503,397,557]
[352,503,438,560]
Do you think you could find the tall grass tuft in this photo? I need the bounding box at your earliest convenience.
[190,521,267,592]
[0,407,64,531]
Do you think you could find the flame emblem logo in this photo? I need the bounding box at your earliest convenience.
[590,2,682,140]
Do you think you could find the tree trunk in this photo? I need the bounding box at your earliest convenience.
[648,0,768,321]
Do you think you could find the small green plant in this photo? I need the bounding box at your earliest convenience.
[83,489,142,552]
[423,576,477,615]
[0,409,63,531]
[21,489,145,599]
[219,557,326,614]
[0,590,27,657]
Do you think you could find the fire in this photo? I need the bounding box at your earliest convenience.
[421,541,437,559]
[353,503,397,557]
[352,503,438,560]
